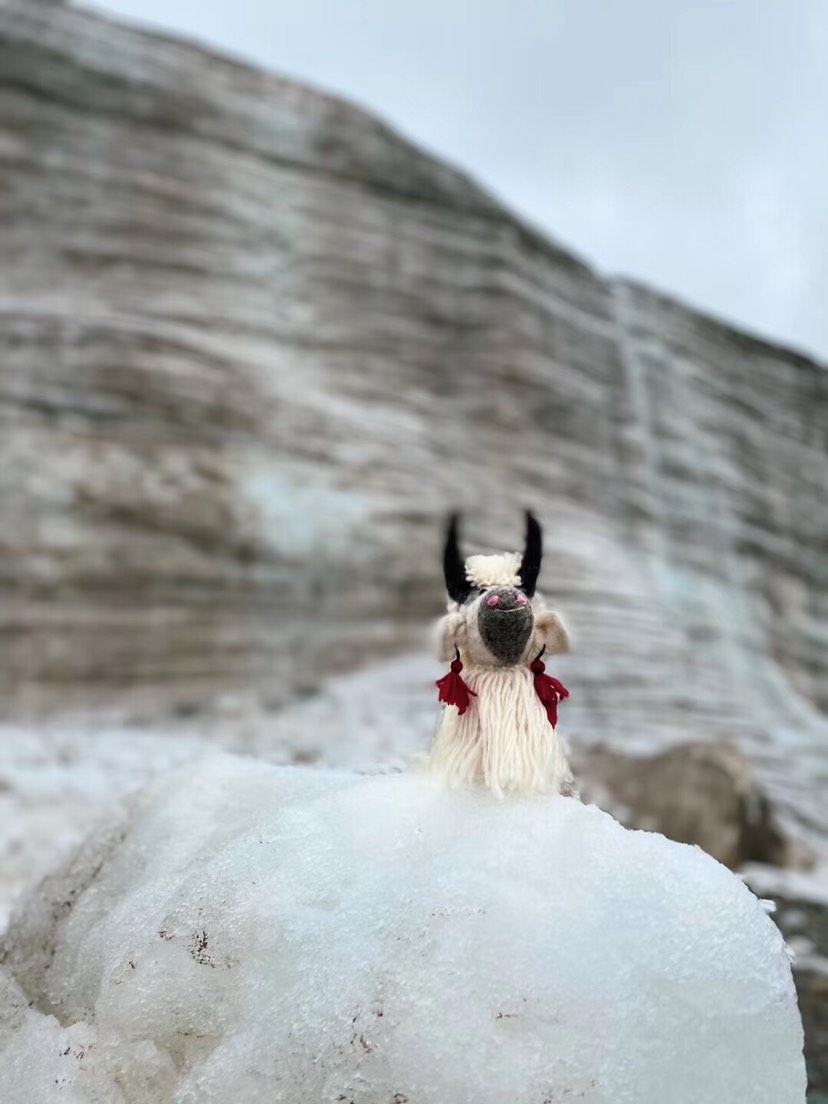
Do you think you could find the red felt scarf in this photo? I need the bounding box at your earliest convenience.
[436,655,477,716]
[530,657,569,728]
[437,653,568,727]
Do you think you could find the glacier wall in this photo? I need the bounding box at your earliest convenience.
[0,0,825,766]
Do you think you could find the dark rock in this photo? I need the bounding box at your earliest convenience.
[576,741,808,870]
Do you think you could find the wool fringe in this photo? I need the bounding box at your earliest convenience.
[429,664,572,797]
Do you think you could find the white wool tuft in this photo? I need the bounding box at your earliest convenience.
[464,551,522,589]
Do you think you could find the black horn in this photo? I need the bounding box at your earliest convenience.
[443,513,472,604]
[519,511,543,597]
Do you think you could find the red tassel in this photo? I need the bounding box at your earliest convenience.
[530,657,569,728]
[436,656,477,716]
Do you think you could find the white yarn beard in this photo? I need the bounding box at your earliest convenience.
[429,664,573,797]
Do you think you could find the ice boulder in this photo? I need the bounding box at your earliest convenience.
[0,756,805,1104]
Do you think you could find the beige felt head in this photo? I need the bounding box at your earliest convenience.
[437,513,569,666]
[436,589,569,667]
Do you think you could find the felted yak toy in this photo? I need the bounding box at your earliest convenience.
[430,512,574,796]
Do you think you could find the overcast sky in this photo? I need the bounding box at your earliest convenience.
[93,0,828,362]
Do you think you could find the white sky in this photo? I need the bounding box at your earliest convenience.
[91,0,828,361]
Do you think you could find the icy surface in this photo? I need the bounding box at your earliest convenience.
[3,644,826,949]
[0,655,439,929]
[4,648,825,934]
[0,757,804,1104]
[0,725,208,933]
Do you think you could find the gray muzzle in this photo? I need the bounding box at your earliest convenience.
[477,587,534,665]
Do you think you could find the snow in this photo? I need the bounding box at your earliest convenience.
[0,756,805,1104]
[0,655,439,930]
[0,725,208,933]
[3,649,827,937]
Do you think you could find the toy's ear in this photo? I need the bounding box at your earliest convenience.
[534,610,570,655]
[434,611,466,662]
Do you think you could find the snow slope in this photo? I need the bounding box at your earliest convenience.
[0,756,805,1104]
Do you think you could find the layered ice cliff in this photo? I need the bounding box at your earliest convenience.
[0,0,826,787]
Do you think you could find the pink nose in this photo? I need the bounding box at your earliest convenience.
[486,594,500,607]
[516,593,528,606]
